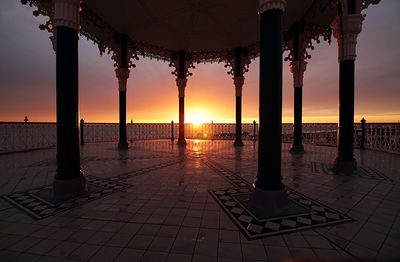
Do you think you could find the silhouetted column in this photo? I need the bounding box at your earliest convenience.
[177,78,187,145]
[116,35,129,149]
[116,67,129,149]
[360,117,366,150]
[250,0,288,210]
[211,120,214,141]
[175,51,188,146]
[253,120,257,141]
[234,76,244,146]
[171,120,175,141]
[80,118,84,145]
[53,0,86,200]
[228,48,249,146]
[331,0,363,172]
[290,60,307,152]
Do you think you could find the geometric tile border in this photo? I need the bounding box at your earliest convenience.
[24,155,172,168]
[210,186,354,240]
[202,158,251,188]
[4,158,183,219]
[205,158,354,240]
[310,162,392,181]
[2,176,132,219]
[110,159,182,182]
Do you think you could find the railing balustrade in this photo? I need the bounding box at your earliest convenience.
[0,122,398,155]
[0,122,56,153]
[364,123,400,154]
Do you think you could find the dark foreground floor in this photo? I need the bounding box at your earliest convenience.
[0,140,399,262]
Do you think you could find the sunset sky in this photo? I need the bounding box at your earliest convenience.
[0,0,399,123]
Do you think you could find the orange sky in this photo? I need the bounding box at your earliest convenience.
[0,0,399,123]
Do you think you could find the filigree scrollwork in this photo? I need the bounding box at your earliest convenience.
[136,42,171,62]
[191,50,229,64]
[169,52,195,78]
[22,1,262,64]
[110,46,139,69]
[284,25,331,62]
[283,41,294,62]
[21,0,323,67]
[224,49,251,76]
[79,4,139,69]
[361,0,381,11]
[127,49,140,68]
[330,0,381,14]
[302,25,332,60]
[21,0,55,51]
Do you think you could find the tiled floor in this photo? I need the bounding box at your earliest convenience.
[0,140,399,261]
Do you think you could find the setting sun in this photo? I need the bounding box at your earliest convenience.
[186,109,211,126]
[190,116,206,126]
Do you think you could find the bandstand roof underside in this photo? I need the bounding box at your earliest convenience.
[82,0,335,61]
[26,0,344,62]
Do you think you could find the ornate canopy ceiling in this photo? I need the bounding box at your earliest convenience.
[81,0,334,62]
[22,0,379,64]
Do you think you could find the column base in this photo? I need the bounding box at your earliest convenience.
[248,187,290,217]
[332,157,357,173]
[53,176,87,202]
[118,142,129,150]
[290,144,304,153]
[234,139,244,147]
[177,138,187,146]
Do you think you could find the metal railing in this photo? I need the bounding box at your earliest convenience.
[82,122,257,142]
[282,123,339,146]
[0,121,398,154]
[0,122,56,153]
[363,123,400,154]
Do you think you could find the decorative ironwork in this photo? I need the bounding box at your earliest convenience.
[361,0,381,11]
[0,122,56,153]
[364,124,400,154]
[282,123,338,146]
[20,0,260,63]
[224,49,251,77]
[330,0,381,12]
[1,122,398,154]
[21,0,55,50]
[111,47,140,69]
[284,25,332,62]
[169,52,195,78]
[21,0,380,64]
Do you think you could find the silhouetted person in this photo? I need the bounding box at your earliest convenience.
[24,116,28,123]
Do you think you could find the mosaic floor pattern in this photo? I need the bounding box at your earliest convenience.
[204,157,353,239]
[3,176,132,219]
[0,140,398,261]
[211,187,353,240]
[3,156,184,220]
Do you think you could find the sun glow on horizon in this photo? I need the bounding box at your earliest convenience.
[186,108,212,126]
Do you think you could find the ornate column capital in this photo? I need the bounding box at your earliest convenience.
[115,67,130,92]
[169,52,195,79]
[176,78,187,98]
[290,60,307,87]
[224,48,251,77]
[53,0,81,30]
[331,14,363,61]
[233,76,245,97]
[258,0,286,14]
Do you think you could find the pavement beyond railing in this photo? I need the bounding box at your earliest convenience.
[0,122,399,155]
